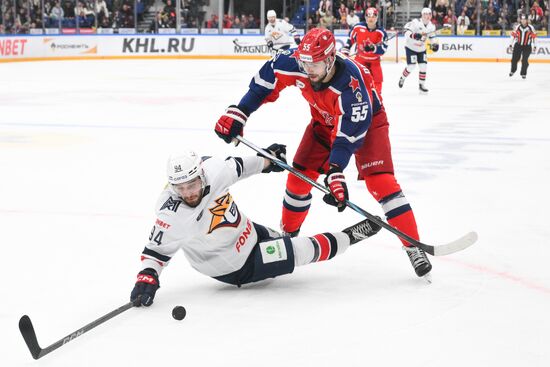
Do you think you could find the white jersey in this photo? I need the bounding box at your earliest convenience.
[403,18,438,53]
[139,156,265,278]
[265,19,298,50]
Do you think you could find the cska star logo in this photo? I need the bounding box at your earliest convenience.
[208,193,241,233]
[349,76,360,93]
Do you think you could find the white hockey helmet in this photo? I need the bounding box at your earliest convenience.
[267,10,277,18]
[166,151,204,185]
[421,7,432,23]
[421,7,432,15]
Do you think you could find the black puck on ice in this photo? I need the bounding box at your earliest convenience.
[172,306,186,321]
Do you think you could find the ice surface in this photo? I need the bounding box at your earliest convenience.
[1,59,549,366]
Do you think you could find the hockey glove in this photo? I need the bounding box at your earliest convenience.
[323,165,348,212]
[340,46,350,56]
[430,43,439,52]
[294,35,301,45]
[412,33,423,41]
[364,43,376,52]
[215,105,248,144]
[266,40,274,49]
[130,268,160,307]
[259,143,287,173]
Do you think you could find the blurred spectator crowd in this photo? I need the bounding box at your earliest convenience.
[0,0,207,33]
[1,0,547,34]
[425,0,548,33]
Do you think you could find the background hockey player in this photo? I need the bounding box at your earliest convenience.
[265,9,301,54]
[214,28,433,279]
[508,14,537,79]
[341,7,388,95]
[398,8,440,94]
[130,149,380,306]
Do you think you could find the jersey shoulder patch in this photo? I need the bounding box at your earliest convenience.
[272,48,302,73]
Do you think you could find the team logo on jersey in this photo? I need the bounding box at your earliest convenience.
[271,31,283,40]
[208,193,241,233]
[349,76,360,92]
[160,197,182,212]
[311,103,334,126]
[355,91,363,102]
[295,80,305,89]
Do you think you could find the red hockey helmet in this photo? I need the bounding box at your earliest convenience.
[296,28,336,63]
[365,7,378,18]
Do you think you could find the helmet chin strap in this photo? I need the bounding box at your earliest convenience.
[324,56,336,80]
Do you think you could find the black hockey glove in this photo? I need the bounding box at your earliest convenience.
[130,268,160,307]
[215,105,248,144]
[430,43,439,52]
[412,33,423,40]
[364,43,376,52]
[323,165,348,212]
[259,143,287,173]
[266,40,274,49]
[294,35,301,45]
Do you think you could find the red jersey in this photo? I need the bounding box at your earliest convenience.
[347,23,388,63]
[237,49,382,170]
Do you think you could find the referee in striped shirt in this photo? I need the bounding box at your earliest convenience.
[508,14,537,79]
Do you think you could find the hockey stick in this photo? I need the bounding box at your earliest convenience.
[236,135,477,256]
[19,298,138,360]
[232,38,293,48]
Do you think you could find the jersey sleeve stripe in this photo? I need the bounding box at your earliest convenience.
[142,247,172,263]
[253,72,276,90]
[226,157,244,177]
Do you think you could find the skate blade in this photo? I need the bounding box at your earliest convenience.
[422,272,432,284]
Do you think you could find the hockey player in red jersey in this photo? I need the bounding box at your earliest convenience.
[214,28,432,279]
[341,7,388,95]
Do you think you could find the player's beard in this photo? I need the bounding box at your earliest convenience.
[182,190,203,208]
[308,71,327,90]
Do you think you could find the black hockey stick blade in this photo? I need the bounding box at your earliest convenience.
[19,315,42,359]
[19,299,137,360]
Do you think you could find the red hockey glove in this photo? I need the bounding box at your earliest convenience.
[215,105,248,144]
[130,268,160,307]
[323,165,348,212]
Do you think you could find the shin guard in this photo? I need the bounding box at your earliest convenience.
[365,173,420,247]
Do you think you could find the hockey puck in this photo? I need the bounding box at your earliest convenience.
[172,306,186,321]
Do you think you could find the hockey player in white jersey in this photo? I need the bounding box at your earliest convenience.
[130,147,381,306]
[264,10,301,54]
[398,8,440,94]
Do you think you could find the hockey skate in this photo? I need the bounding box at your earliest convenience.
[343,217,381,245]
[521,75,526,79]
[419,84,429,94]
[403,245,432,281]
[398,77,405,88]
[509,72,515,77]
